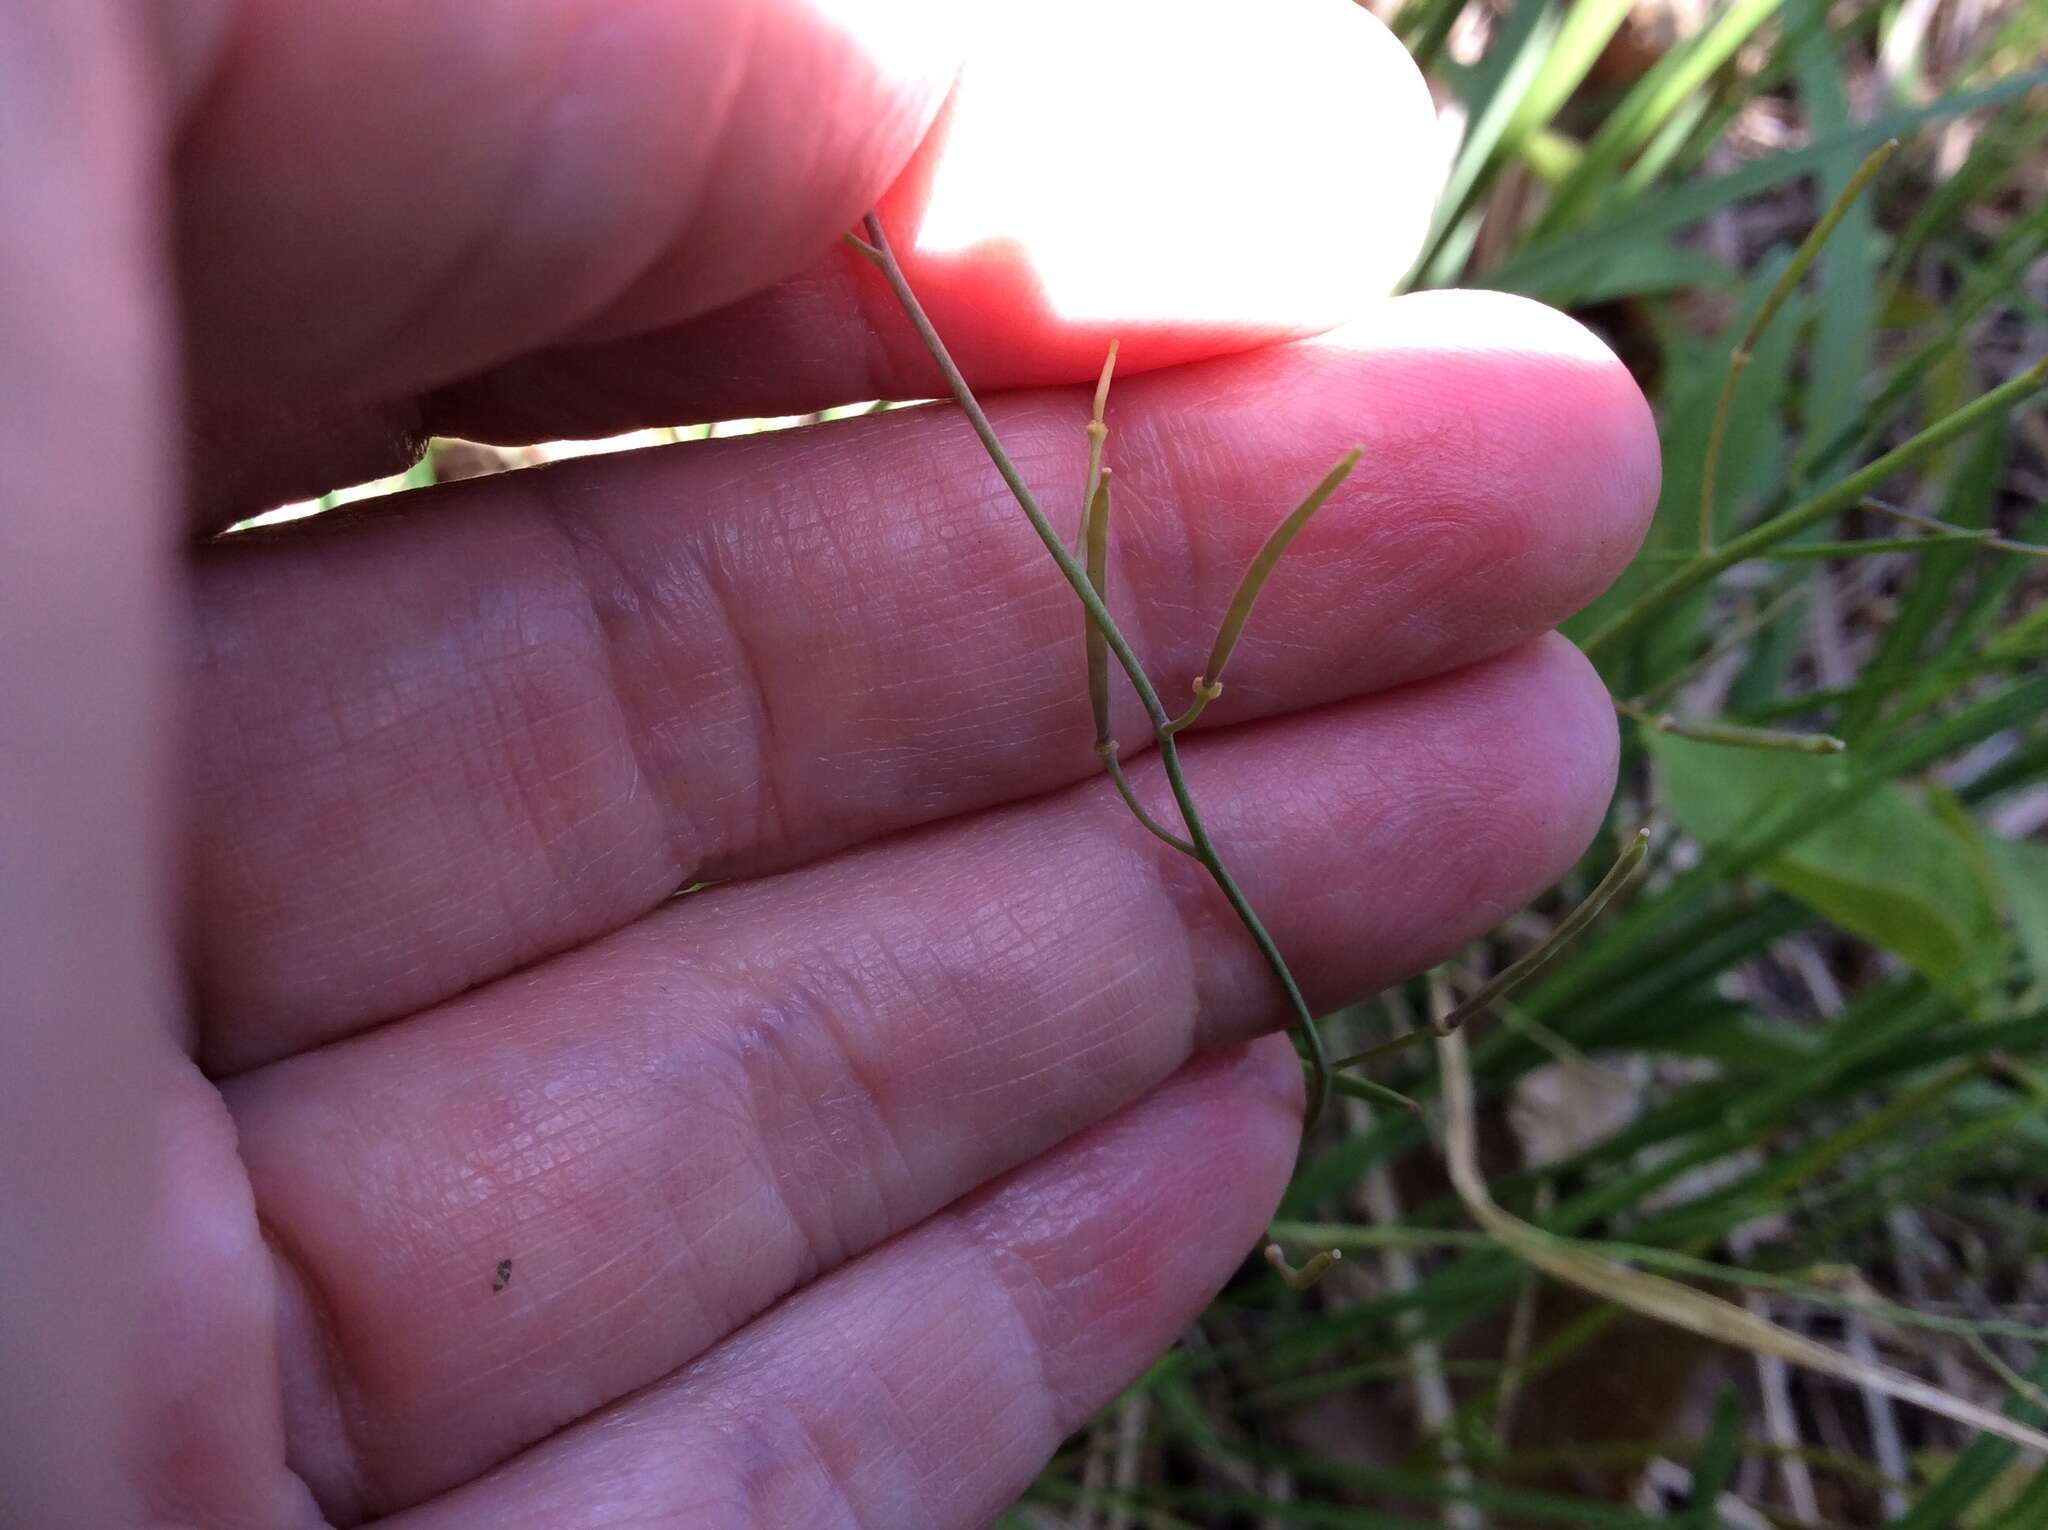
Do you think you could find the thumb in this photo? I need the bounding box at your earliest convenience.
[0,4,186,1527]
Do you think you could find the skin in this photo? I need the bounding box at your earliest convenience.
[0,3,1658,1528]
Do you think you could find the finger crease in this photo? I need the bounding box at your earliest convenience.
[528,480,696,890]
[693,522,793,869]
[258,1214,379,1526]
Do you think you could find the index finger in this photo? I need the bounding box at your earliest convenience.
[171,0,1437,420]
[172,0,967,405]
[421,0,1443,448]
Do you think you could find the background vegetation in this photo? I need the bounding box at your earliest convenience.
[260,0,2047,1522]
[1008,1,2048,1524]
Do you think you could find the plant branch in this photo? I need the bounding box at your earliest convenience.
[1432,828,1650,1037]
[1698,140,1896,552]
[1097,744,1198,856]
[1859,495,2048,560]
[1584,354,2048,664]
[1632,579,1814,712]
[1330,829,1651,1073]
[1635,530,1995,562]
[856,211,1370,1126]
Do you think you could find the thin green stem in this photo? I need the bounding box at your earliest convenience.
[1329,831,1650,1074]
[1635,530,1995,562]
[1766,532,1990,559]
[1328,1024,1435,1073]
[858,211,1355,1126]
[1098,745,1197,856]
[1329,1070,1428,1107]
[1698,140,1897,552]
[1163,677,1222,737]
[1429,829,1650,1037]
[1320,1060,1420,1115]
[1632,579,1813,711]
[1860,495,2048,559]
[1583,353,2048,664]
[1698,376,1740,554]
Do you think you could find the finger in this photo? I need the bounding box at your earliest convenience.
[171,0,1433,424]
[171,0,964,405]
[370,1037,1302,1530]
[411,0,1441,447]
[0,7,193,1527]
[228,637,1614,1518]
[188,293,1654,1071]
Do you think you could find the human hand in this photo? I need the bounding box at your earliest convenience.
[0,3,1656,1527]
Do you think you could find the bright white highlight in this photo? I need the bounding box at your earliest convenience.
[912,0,1441,327]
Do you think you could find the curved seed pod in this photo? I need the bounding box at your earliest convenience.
[1195,447,1363,706]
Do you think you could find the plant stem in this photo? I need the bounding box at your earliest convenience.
[1698,140,1896,552]
[855,211,1375,1125]
[1635,530,1994,562]
[1859,496,2048,560]
[1583,354,2048,665]
[1098,744,1197,856]
[1441,829,1650,1030]
[1327,829,1650,1074]
[1631,579,1813,711]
